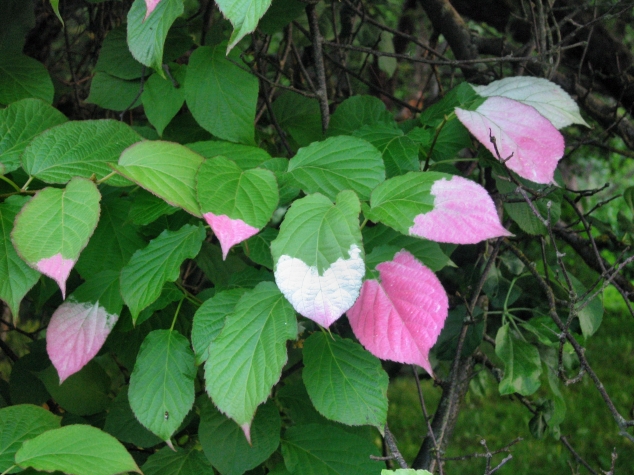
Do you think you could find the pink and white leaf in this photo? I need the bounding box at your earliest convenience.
[47,299,119,383]
[409,175,511,244]
[471,76,589,129]
[36,253,75,299]
[347,250,448,376]
[144,0,161,19]
[455,96,565,184]
[203,212,260,260]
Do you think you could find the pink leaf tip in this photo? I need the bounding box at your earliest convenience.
[203,213,260,260]
[165,439,176,451]
[144,0,161,20]
[409,175,512,244]
[47,300,119,383]
[347,250,448,376]
[36,253,75,299]
[455,96,565,184]
[241,422,252,446]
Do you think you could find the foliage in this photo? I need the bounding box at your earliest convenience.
[1,0,633,474]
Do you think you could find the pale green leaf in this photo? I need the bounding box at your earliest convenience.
[127,0,184,73]
[187,140,271,170]
[129,329,196,441]
[112,140,204,216]
[287,135,385,201]
[22,120,141,186]
[0,404,60,474]
[353,123,419,178]
[15,424,141,475]
[0,196,40,317]
[0,53,54,105]
[0,98,67,173]
[496,324,542,396]
[184,44,258,144]
[205,282,297,431]
[120,224,205,321]
[281,424,382,475]
[303,333,388,429]
[216,0,272,51]
[199,397,280,475]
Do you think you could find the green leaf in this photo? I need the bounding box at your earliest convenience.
[382,470,433,475]
[103,386,162,448]
[37,361,111,416]
[11,178,101,298]
[0,196,40,317]
[434,305,484,360]
[271,92,323,147]
[302,333,388,430]
[328,95,393,137]
[353,123,419,178]
[495,323,542,396]
[135,282,184,326]
[9,343,51,406]
[85,72,142,111]
[568,273,603,338]
[95,26,145,80]
[362,223,453,272]
[419,82,479,126]
[367,171,446,234]
[142,64,187,136]
[112,140,204,217]
[259,0,305,34]
[270,191,364,327]
[0,53,54,105]
[184,44,258,144]
[49,0,63,25]
[205,282,297,437]
[0,98,67,173]
[129,329,196,442]
[281,424,382,475]
[197,156,279,228]
[142,446,214,475]
[120,224,205,321]
[15,424,141,475]
[0,0,35,54]
[0,404,60,474]
[216,0,273,52]
[195,241,247,289]
[187,140,271,170]
[127,0,184,73]
[22,120,141,186]
[425,117,472,162]
[191,288,247,365]
[287,136,385,201]
[128,189,179,226]
[75,194,146,279]
[243,227,278,269]
[199,397,280,475]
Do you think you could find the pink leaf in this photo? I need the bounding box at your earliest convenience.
[36,253,75,299]
[241,423,252,446]
[203,212,260,260]
[455,96,565,184]
[347,250,448,376]
[47,300,119,383]
[409,175,512,244]
[144,0,161,20]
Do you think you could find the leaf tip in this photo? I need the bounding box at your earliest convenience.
[203,213,260,260]
[241,422,252,446]
[35,253,75,299]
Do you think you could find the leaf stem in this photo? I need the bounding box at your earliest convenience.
[423,114,451,171]
[22,176,33,190]
[96,171,118,185]
[174,281,203,307]
[0,174,21,192]
[170,297,185,332]
[1,465,17,475]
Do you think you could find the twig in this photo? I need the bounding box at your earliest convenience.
[306,2,330,132]
[560,436,598,475]
[119,66,146,121]
[384,424,408,469]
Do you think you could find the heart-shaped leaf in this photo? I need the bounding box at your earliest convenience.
[11,178,101,298]
[112,140,204,216]
[15,424,141,475]
[347,250,448,376]
[22,119,141,186]
[455,96,565,184]
[0,98,67,173]
[271,191,365,327]
[287,135,385,201]
[129,329,196,442]
[369,172,510,244]
[197,156,278,258]
[472,76,589,129]
[47,270,122,383]
[216,0,273,52]
[205,282,297,442]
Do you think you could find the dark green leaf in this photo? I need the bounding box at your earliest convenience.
[0,53,54,105]
[495,324,542,396]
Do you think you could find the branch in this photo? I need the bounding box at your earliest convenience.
[305,2,330,132]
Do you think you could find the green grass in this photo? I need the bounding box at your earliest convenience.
[387,287,634,474]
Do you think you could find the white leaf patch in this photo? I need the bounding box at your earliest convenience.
[275,244,364,327]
